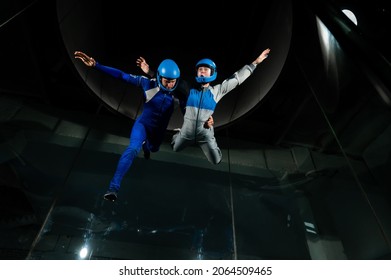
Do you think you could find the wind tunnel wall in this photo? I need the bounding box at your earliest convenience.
[56,0,292,130]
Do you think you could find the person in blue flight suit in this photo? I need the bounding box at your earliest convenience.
[74,51,185,202]
[138,48,271,165]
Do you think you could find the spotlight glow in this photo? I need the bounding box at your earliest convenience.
[79,246,89,259]
[342,9,357,25]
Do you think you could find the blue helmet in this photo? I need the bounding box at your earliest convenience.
[157,59,180,92]
[195,58,217,83]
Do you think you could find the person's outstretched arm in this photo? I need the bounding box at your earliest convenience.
[74,51,96,67]
[75,51,146,87]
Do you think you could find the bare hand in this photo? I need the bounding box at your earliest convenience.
[204,115,214,129]
[74,51,96,67]
[252,48,271,65]
[136,56,149,74]
[137,56,155,77]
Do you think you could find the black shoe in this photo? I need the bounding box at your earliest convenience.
[103,191,118,202]
[142,141,150,160]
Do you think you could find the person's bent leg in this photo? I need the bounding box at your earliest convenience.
[200,128,222,165]
[146,127,166,154]
[200,141,222,164]
[171,119,195,152]
[171,131,185,152]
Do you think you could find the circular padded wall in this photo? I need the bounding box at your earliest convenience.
[56,0,292,130]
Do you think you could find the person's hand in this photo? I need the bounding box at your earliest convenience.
[252,48,271,65]
[136,56,154,77]
[204,115,214,129]
[136,56,149,74]
[74,51,96,67]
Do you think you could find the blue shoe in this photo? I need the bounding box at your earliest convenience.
[103,190,118,202]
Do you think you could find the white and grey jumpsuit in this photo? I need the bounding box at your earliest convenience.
[171,63,257,164]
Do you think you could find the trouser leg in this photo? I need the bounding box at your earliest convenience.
[108,122,146,192]
[199,127,222,165]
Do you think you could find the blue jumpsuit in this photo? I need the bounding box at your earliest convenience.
[94,62,185,192]
[171,63,257,164]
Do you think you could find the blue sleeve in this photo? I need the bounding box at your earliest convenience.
[95,62,141,86]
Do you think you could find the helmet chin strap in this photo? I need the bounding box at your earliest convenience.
[196,76,213,83]
[198,78,209,88]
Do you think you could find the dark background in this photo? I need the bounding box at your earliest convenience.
[1,0,391,260]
